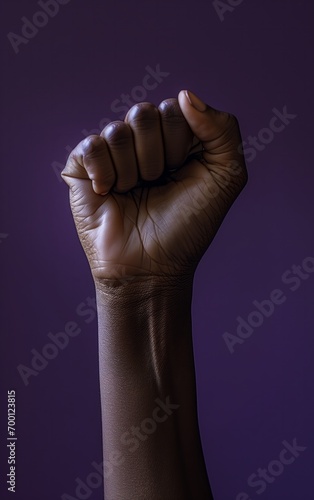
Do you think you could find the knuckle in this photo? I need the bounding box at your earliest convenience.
[81,135,105,156]
[159,97,177,109]
[103,122,132,146]
[159,99,187,125]
[127,103,159,126]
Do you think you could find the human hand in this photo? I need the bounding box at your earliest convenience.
[61,90,247,283]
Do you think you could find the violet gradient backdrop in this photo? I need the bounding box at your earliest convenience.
[1,0,313,499]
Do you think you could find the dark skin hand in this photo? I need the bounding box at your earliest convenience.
[62,90,247,499]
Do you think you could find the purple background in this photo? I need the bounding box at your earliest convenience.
[1,0,313,499]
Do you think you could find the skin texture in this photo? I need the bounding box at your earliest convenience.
[62,90,247,499]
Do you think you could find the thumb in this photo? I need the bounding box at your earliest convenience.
[178,89,244,168]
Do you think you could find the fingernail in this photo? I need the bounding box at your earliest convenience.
[185,90,207,112]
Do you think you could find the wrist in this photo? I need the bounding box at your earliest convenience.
[93,271,194,296]
[93,273,194,308]
[95,272,195,392]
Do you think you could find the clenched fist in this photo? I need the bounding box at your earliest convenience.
[61,90,247,283]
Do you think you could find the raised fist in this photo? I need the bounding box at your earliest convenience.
[61,90,247,283]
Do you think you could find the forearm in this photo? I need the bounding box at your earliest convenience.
[95,276,213,500]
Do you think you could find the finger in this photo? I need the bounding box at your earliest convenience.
[61,135,116,195]
[158,98,194,171]
[178,90,245,172]
[100,121,138,193]
[125,103,164,181]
